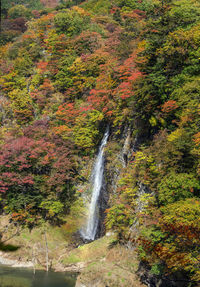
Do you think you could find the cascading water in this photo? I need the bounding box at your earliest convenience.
[81,127,109,241]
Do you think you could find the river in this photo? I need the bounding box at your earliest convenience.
[0,265,76,287]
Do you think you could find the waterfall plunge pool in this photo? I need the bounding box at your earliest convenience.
[0,265,77,287]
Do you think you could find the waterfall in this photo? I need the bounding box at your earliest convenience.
[81,127,109,241]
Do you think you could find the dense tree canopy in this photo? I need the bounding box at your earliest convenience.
[0,0,200,283]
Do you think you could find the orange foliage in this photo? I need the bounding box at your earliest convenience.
[161,100,178,113]
[37,61,48,73]
[193,132,200,146]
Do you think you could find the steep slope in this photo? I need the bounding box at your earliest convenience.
[0,0,200,285]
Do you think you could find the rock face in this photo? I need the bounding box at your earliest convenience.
[54,262,86,273]
[137,262,190,287]
[96,177,108,239]
[122,127,132,167]
[96,126,133,239]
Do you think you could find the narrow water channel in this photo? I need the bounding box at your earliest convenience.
[80,127,109,241]
[0,265,76,287]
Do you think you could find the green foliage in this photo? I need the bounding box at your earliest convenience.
[116,0,157,13]
[0,31,21,46]
[2,0,43,12]
[161,198,200,229]
[13,52,34,76]
[150,263,164,275]
[74,110,104,148]
[54,9,90,36]
[158,172,200,205]
[55,53,103,94]
[81,0,111,15]
[39,199,64,217]
[56,0,83,10]
[106,203,135,241]
[168,0,200,28]
[0,0,200,282]
[8,5,30,19]
[8,88,34,124]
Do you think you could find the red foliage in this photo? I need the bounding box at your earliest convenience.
[88,88,113,114]
[115,53,143,100]
[37,61,48,73]
[0,122,76,195]
[30,79,54,111]
[56,103,79,126]
[105,26,122,53]
[32,10,41,19]
[123,9,146,20]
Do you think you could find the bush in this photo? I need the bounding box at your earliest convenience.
[8,5,30,19]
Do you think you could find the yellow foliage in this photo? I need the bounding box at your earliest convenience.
[149,116,157,127]
[167,128,183,142]
[72,6,90,16]
[135,151,147,162]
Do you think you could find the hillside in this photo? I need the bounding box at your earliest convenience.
[0,0,200,285]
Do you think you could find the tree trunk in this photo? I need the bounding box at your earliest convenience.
[44,231,49,272]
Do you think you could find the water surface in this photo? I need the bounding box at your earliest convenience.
[0,265,76,287]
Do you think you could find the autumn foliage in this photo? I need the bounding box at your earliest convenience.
[0,0,200,283]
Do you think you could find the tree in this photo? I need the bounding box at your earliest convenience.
[0,121,76,226]
[157,172,200,205]
[8,5,30,19]
[54,9,90,36]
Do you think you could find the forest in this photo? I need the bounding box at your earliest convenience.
[0,0,200,284]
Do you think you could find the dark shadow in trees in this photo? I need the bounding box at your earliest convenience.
[0,243,20,252]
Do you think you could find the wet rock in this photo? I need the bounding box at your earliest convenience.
[96,177,108,239]
[137,262,191,287]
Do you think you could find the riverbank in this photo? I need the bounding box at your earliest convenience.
[0,225,145,287]
[0,252,34,268]
[72,237,144,287]
[0,215,146,286]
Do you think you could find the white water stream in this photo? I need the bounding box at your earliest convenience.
[81,128,109,241]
